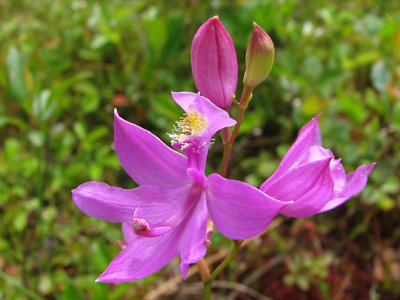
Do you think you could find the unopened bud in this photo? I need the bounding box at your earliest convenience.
[243,23,275,88]
[191,16,238,109]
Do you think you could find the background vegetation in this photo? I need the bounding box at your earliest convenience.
[1,0,399,299]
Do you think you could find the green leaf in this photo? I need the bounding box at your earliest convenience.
[160,16,183,64]
[371,60,392,93]
[32,89,56,123]
[13,210,28,232]
[342,51,380,69]
[0,116,27,129]
[6,47,28,104]
[28,130,45,147]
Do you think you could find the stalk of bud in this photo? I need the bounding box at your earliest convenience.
[243,23,275,89]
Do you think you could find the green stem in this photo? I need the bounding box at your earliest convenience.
[203,240,243,300]
[220,86,253,177]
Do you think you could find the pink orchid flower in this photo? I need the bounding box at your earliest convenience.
[260,115,375,218]
[72,92,286,282]
[191,16,238,109]
[207,115,374,240]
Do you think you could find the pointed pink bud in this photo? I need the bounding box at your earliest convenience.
[191,16,238,109]
[243,23,275,89]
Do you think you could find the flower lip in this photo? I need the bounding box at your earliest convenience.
[169,92,236,153]
[171,92,236,136]
[169,110,208,150]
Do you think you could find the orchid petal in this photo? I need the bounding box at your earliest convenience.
[72,181,141,223]
[191,16,238,109]
[72,181,193,226]
[178,195,208,278]
[171,92,236,172]
[114,109,189,188]
[96,230,180,282]
[261,115,323,187]
[129,186,193,226]
[207,174,286,240]
[260,157,336,217]
[97,194,208,282]
[171,92,236,137]
[318,163,376,213]
[261,157,333,203]
[121,223,136,244]
[330,159,346,193]
[278,163,335,218]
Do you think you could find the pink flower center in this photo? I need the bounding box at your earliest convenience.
[133,218,150,234]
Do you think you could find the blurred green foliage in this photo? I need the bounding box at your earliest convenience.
[1,0,399,299]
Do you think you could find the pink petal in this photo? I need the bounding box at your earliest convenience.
[97,193,208,282]
[178,195,208,278]
[191,16,238,109]
[96,229,180,282]
[207,174,286,240]
[72,181,142,223]
[261,157,333,202]
[121,223,136,244]
[318,163,376,213]
[114,109,189,188]
[261,115,323,188]
[129,185,194,227]
[72,181,193,227]
[260,157,336,217]
[171,92,236,172]
[278,161,335,218]
[330,158,346,193]
[171,92,236,137]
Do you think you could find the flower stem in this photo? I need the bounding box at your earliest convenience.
[197,258,210,281]
[220,86,253,177]
[203,240,243,300]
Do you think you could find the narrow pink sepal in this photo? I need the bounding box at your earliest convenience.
[191,16,238,109]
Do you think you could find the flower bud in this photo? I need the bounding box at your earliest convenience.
[191,16,238,109]
[243,23,275,88]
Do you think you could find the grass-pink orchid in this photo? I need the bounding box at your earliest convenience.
[260,115,375,218]
[191,16,238,109]
[72,92,286,282]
